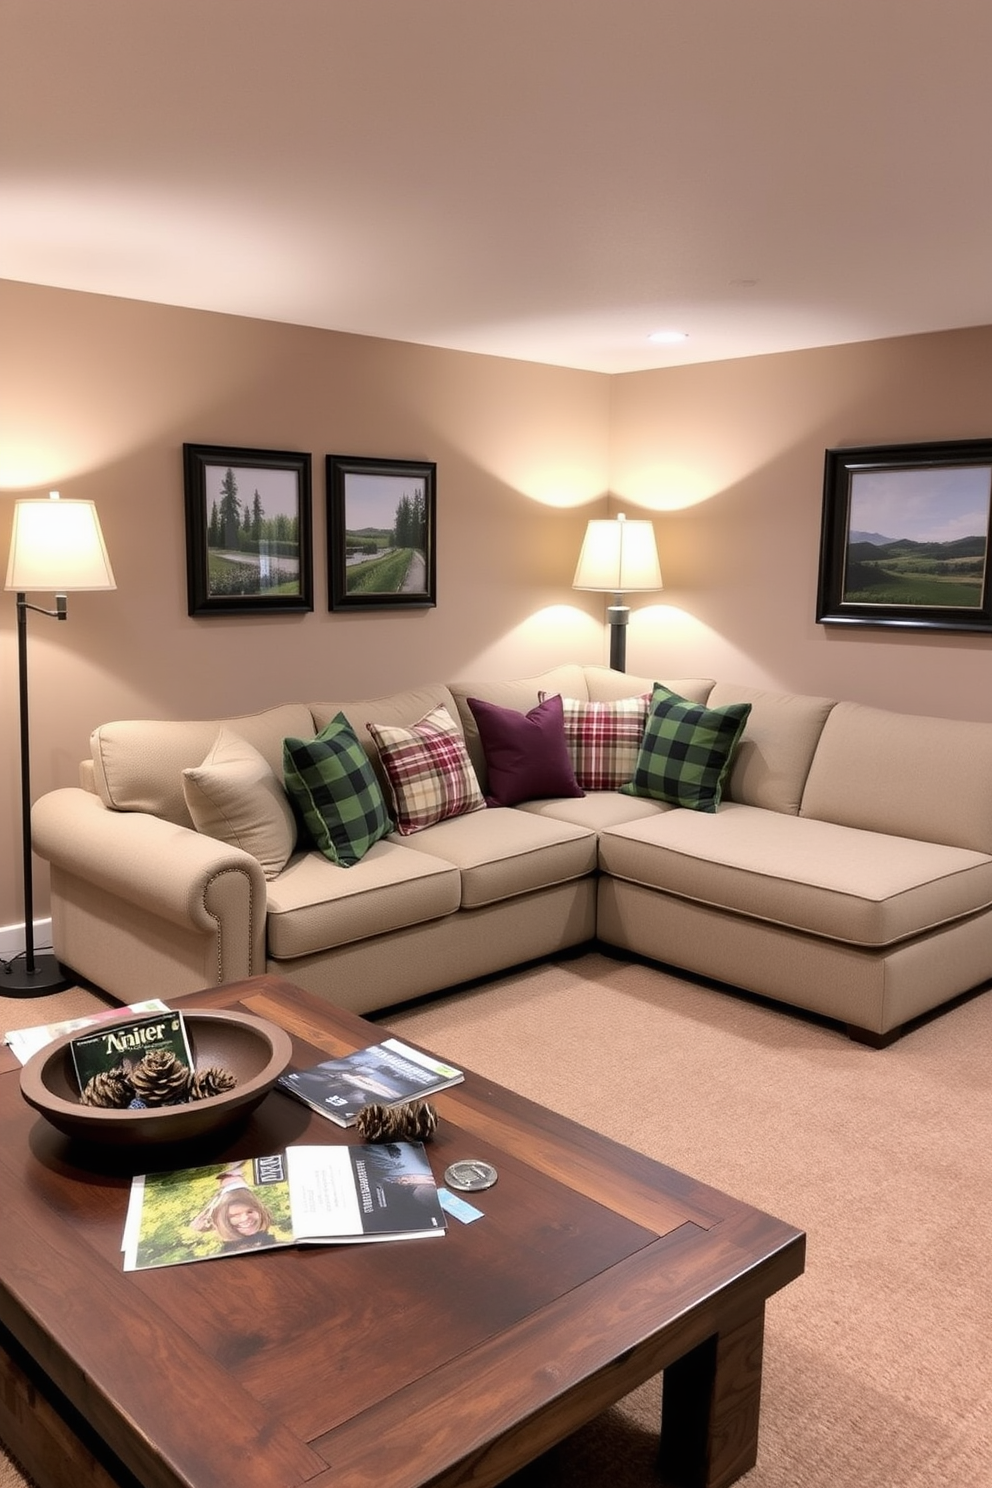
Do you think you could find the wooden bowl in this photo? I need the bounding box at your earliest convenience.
[20,1009,293,1147]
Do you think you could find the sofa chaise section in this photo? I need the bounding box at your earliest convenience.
[598,691,992,1043]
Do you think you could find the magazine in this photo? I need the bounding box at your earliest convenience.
[5,999,172,1066]
[122,1142,446,1269]
[70,1010,194,1094]
[277,1037,464,1127]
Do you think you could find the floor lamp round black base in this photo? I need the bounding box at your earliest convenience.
[2,952,71,996]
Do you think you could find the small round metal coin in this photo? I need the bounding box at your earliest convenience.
[444,1159,498,1192]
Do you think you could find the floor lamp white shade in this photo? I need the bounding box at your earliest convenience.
[572,512,662,671]
[5,492,116,592]
[4,492,116,994]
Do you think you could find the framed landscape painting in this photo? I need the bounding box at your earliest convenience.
[183,444,313,616]
[816,439,992,632]
[326,454,437,611]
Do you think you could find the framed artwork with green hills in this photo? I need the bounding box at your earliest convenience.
[816,439,992,632]
[326,454,436,611]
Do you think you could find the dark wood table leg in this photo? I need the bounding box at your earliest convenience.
[0,1325,132,1488]
[659,1308,766,1488]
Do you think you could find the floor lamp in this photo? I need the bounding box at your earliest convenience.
[3,491,116,994]
[572,512,663,672]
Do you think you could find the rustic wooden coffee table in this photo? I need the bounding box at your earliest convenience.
[0,974,804,1488]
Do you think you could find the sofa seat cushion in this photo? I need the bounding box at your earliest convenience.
[599,802,992,947]
[394,808,597,909]
[265,841,461,958]
[516,792,673,831]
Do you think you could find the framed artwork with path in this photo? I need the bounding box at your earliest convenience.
[183,443,313,616]
[816,438,992,633]
[327,454,436,611]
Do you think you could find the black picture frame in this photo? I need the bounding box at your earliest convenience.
[326,454,437,611]
[816,439,992,633]
[183,444,313,616]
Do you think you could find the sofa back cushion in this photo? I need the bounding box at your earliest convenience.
[709,683,836,816]
[91,703,315,827]
[799,700,992,851]
[581,667,715,705]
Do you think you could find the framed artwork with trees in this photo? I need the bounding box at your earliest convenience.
[326,454,437,610]
[183,444,313,615]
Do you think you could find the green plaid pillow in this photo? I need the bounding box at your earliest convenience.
[620,685,751,812]
[283,714,393,866]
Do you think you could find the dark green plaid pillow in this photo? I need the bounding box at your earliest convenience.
[283,714,393,866]
[620,685,751,812]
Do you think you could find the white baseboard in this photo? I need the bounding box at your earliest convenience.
[0,919,54,959]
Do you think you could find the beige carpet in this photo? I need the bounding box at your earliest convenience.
[2,955,990,1487]
[384,952,992,1487]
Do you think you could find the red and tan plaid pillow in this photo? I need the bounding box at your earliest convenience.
[366,705,486,833]
[541,691,653,791]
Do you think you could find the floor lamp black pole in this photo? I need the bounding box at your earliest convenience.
[4,591,70,994]
[606,598,629,672]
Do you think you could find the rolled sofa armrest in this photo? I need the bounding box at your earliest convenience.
[31,788,267,995]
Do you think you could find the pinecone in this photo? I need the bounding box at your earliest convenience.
[355,1103,394,1141]
[80,1066,133,1108]
[398,1101,439,1142]
[129,1050,192,1106]
[188,1065,238,1100]
[355,1101,439,1143]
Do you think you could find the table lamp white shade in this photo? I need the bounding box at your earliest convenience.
[5,492,116,593]
[572,513,663,593]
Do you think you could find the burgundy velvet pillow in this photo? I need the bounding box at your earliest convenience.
[466,694,585,807]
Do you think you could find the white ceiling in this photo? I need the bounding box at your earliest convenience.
[4,0,992,375]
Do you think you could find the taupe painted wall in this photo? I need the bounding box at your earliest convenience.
[612,326,992,702]
[3,277,992,938]
[0,280,610,931]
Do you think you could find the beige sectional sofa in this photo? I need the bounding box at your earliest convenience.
[32,665,992,1045]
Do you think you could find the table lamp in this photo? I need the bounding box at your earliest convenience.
[572,512,663,671]
[4,491,116,993]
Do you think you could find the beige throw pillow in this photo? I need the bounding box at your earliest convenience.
[182,727,297,879]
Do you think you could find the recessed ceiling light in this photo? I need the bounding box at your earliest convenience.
[648,329,689,344]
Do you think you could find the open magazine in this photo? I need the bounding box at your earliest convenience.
[277,1037,463,1126]
[122,1142,446,1270]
